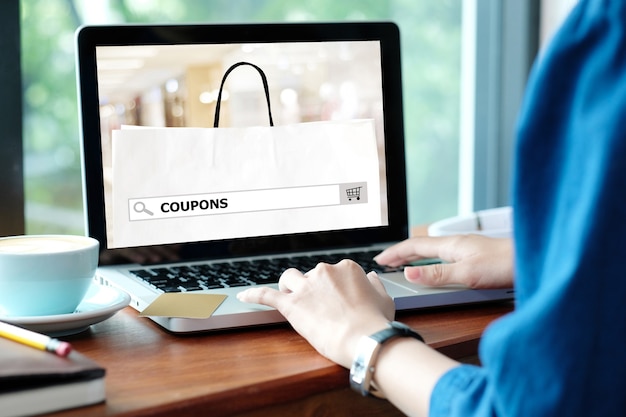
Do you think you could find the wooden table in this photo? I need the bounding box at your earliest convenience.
[47,301,513,417]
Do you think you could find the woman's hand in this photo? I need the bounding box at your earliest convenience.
[237,260,395,368]
[375,235,515,289]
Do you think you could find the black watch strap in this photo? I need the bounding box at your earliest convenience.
[370,321,424,344]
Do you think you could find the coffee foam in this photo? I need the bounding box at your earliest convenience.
[0,236,93,254]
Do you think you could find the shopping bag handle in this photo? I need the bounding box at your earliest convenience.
[213,61,274,127]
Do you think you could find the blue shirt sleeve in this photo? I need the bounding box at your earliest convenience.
[429,1,626,415]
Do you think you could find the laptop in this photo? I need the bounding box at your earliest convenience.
[75,22,513,333]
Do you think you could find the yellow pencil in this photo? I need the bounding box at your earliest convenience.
[0,320,72,357]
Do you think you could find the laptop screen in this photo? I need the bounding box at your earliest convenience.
[76,23,407,264]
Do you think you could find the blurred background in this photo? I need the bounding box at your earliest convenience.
[16,0,575,236]
[20,0,462,235]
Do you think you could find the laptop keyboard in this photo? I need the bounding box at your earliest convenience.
[129,249,401,293]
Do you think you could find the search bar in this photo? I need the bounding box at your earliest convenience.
[128,183,363,221]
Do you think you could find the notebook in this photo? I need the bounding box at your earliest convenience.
[0,337,105,417]
[75,22,513,333]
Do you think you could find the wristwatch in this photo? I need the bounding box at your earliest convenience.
[349,321,424,398]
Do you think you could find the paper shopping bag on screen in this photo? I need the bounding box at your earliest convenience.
[110,62,383,248]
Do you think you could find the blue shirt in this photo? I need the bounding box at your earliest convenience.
[430,1,626,415]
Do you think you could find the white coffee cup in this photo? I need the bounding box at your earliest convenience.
[0,235,99,317]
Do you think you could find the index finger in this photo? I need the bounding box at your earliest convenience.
[374,236,448,267]
[237,286,286,309]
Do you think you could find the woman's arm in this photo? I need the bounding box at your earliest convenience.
[237,260,459,416]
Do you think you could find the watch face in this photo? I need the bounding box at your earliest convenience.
[350,335,380,396]
[350,359,372,397]
[350,359,366,383]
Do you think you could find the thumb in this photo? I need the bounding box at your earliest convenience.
[366,271,388,296]
[404,263,459,287]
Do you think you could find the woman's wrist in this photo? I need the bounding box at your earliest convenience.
[350,321,425,397]
[339,317,391,368]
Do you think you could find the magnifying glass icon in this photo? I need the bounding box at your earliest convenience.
[133,202,154,216]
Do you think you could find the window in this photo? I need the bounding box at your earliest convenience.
[20,0,463,234]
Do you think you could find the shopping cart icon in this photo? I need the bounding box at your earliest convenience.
[346,186,362,201]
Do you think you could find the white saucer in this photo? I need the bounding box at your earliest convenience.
[0,283,130,336]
